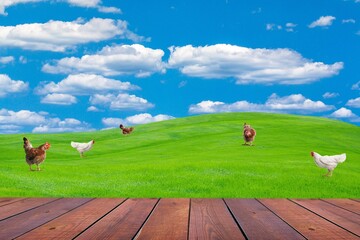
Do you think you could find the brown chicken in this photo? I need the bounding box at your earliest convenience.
[23,137,51,171]
[119,124,134,135]
[243,123,256,146]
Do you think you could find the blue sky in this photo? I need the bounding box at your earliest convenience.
[1,0,360,133]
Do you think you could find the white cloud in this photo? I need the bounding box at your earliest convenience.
[0,108,93,133]
[346,97,360,108]
[0,18,143,52]
[285,22,297,32]
[35,73,140,95]
[41,93,78,105]
[0,56,15,64]
[102,113,175,127]
[126,113,175,125]
[90,93,154,111]
[98,6,122,14]
[32,117,93,133]
[102,117,122,127]
[168,44,343,85]
[67,0,121,13]
[323,92,339,99]
[43,44,165,76]
[87,106,102,112]
[67,0,100,7]
[0,0,121,16]
[266,23,296,32]
[0,108,46,126]
[0,74,28,97]
[0,0,42,15]
[309,16,336,28]
[342,19,356,24]
[189,93,334,114]
[351,81,360,90]
[328,107,360,123]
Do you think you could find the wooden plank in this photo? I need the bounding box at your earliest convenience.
[0,198,91,240]
[260,199,359,240]
[292,199,360,236]
[322,199,360,215]
[225,199,305,240]
[0,198,58,220]
[0,198,27,207]
[16,198,125,240]
[75,198,158,240]
[136,198,189,240]
[189,199,245,240]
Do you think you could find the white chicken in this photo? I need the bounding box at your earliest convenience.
[310,151,346,177]
[71,140,95,157]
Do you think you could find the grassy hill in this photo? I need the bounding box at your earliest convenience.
[0,112,359,198]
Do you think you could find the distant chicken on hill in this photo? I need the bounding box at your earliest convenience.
[119,124,134,135]
[311,151,346,177]
[23,137,51,171]
[71,140,95,157]
[243,123,256,146]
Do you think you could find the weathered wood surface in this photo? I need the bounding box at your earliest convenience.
[0,198,359,239]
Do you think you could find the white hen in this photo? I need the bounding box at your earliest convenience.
[71,140,95,157]
[310,151,346,176]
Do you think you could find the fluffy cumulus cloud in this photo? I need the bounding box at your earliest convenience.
[36,73,139,95]
[308,16,336,28]
[329,107,360,122]
[0,108,92,133]
[0,74,28,97]
[40,93,78,105]
[43,44,165,76]
[189,93,334,114]
[32,117,93,133]
[346,97,360,108]
[168,44,343,85]
[90,93,154,111]
[0,18,144,52]
[0,0,120,16]
[35,73,140,105]
[102,113,175,128]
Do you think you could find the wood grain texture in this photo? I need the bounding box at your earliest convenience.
[292,199,360,236]
[75,198,158,240]
[136,198,189,240]
[225,199,305,240]
[189,198,245,240]
[260,199,359,240]
[0,198,91,240]
[0,198,27,207]
[322,199,360,215]
[0,198,58,220]
[16,198,124,240]
[0,198,358,239]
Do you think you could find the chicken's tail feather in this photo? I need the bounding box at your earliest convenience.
[337,153,346,163]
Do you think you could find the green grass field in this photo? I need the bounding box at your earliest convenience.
[0,112,359,198]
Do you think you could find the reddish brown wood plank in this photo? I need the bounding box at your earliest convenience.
[0,198,27,207]
[189,199,245,240]
[225,199,305,240]
[75,198,158,240]
[136,198,190,240]
[16,198,125,240]
[260,199,359,240]
[0,198,58,220]
[292,199,360,236]
[0,198,91,240]
[322,199,360,215]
